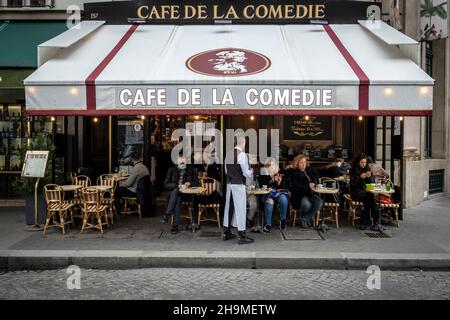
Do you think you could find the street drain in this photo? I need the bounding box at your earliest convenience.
[365,232,391,238]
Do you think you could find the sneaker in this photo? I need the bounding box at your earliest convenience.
[171,225,179,234]
[238,235,255,245]
[263,225,272,233]
[161,214,169,224]
[300,219,309,229]
[280,219,287,231]
[223,227,237,241]
[371,223,385,232]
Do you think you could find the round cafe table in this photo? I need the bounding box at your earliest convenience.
[91,185,114,192]
[59,185,82,192]
[246,188,272,233]
[110,173,129,182]
[179,186,207,232]
[312,187,339,233]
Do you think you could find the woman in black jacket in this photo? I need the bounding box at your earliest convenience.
[290,155,323,228]
[350,154,381,231]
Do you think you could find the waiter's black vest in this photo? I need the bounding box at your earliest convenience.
[226,148,246,185]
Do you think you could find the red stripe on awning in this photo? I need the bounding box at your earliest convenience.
[323,25,370,111]
[85,24,139,110]
[25,109,432,117]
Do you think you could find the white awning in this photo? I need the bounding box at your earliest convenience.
[24,21,434,116]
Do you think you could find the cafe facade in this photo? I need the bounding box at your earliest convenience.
[18,0,440,209]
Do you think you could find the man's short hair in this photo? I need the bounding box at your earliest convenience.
[131,153,142,162]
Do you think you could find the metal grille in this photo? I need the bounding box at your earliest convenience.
[429,170,445,194]
[365,232,391,238]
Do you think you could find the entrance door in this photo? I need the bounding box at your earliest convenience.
[83,117,109,178]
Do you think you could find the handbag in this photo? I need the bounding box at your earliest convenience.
[376,194,394,205]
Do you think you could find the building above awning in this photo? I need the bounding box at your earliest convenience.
[24,21,434,116]
[0,21,68,68]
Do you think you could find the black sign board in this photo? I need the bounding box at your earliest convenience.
[84,0,381,25]
[284,116,332,140]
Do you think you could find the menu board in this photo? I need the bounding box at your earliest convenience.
[283,116,332,140]
[21,151,49,178]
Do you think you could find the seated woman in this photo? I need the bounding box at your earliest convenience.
[350,154,383,231]
[290,155,323,228]
[258,158,290,232]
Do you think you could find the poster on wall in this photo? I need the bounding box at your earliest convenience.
[420,0,448,41]
[283,116,332,141]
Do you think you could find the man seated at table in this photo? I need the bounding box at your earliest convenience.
[162,155,199,234]
[291,155,323,228]
[325,156,352,178]
[114,153,150,214]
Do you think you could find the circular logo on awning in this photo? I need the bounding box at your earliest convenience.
[186,48,271,77]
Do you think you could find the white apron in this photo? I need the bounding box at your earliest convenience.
[223,184,247,231]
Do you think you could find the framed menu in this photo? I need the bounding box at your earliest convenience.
[21,151,49,178]
[283,116,332,141]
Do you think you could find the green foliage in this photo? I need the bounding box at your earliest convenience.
[421,0,448,20]
[12,132,56,194]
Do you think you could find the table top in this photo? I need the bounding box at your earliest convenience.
[111,173,129,181]
[60,185,82,192]
[91,185,114,192]
[179,187,207,194]
[367,189,395,195]
[334,176,350,182]
[247,188,273,195]
[312,187,339,194]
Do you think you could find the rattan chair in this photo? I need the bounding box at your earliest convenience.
[80,187,109,233]
[197,178,221,228]
[315,178,340,228]
[380,203,400,227]
[97,174,118,224]
[43,184,74,235]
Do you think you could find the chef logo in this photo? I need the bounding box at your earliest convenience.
[186,48,271,77]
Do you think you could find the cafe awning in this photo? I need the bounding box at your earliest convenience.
[24,21,434,116]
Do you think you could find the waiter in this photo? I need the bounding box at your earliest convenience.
[223,134,254,244]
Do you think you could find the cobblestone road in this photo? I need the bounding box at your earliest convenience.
[0,268,449,300]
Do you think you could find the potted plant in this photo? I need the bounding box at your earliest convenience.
[12,132,56,225]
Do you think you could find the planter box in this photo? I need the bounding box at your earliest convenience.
[25,194,46,225]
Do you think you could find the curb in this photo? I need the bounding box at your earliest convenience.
[1,250,450,271]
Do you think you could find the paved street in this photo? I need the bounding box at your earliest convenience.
[0,268,449,300]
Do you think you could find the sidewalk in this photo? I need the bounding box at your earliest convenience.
[1,196,450,270]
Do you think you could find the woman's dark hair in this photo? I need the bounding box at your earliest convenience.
[352,154,369,174]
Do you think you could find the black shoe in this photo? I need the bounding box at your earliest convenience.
[263,225,272,233]
[223,227,237,241]
[171,225,179,234]
[238,231,254,245]
[359,224,368,230]
[280,219,287,231]
[300,219,309,229]
[371,223,385,232]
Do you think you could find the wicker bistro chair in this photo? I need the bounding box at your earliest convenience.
[121,196,142,219]
[379,202,400,227]
[71,175,92,204]
[197,178,221,228]
[80,187,109,233]
[315,178,340,229]
[97,175,118,224]
[43,184,75,235]
[343,194,365,227]
[291,205,319,228]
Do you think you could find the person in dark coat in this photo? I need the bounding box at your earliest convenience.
[162,155,199,234]
[290,155,323,228]
[350,154,382,231]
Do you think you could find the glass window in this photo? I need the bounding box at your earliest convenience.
[116,117,144,173]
